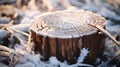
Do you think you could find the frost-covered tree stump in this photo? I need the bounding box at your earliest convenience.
[29,10,106,64]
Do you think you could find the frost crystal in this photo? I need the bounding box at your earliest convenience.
[49,56,60,65]
[14,47,92,67]
[77,48,89,63]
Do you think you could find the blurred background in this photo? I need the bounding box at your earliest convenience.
[0,0,120,32]
[0,0,120,43]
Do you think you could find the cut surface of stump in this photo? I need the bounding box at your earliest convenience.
[30,10,106,64]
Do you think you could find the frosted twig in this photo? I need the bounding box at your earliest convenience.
[17,37,30,52]
[0,27,5,32]
[0,45,13,52]
[0,45,14,57]
[87,23,120,47]
[0,51,10,57]
[0,24,13,28]
[7,27,29,37]
[0,19,14,33]
[41,0,55,11]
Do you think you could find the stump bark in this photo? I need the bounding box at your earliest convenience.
[29,10,106,64]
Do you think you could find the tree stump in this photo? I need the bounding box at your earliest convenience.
[29,10,106,64]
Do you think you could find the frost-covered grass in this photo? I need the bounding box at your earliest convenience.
[14,47,92,67]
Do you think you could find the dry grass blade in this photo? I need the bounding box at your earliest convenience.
[87,23,120,47]
[7,27,29,37]
[0,45,14,57]
[0,45,13,52]
[0,51,10,57]
[96,25,120,46]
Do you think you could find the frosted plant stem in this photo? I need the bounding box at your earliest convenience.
[96,25,120,46]
[7,27,29,37]
[87,23,120,47]
[0,45,13,52]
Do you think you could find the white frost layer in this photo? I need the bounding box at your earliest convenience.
[49,57,60,65]
[15,47,92,67]
[77,48,89,63]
